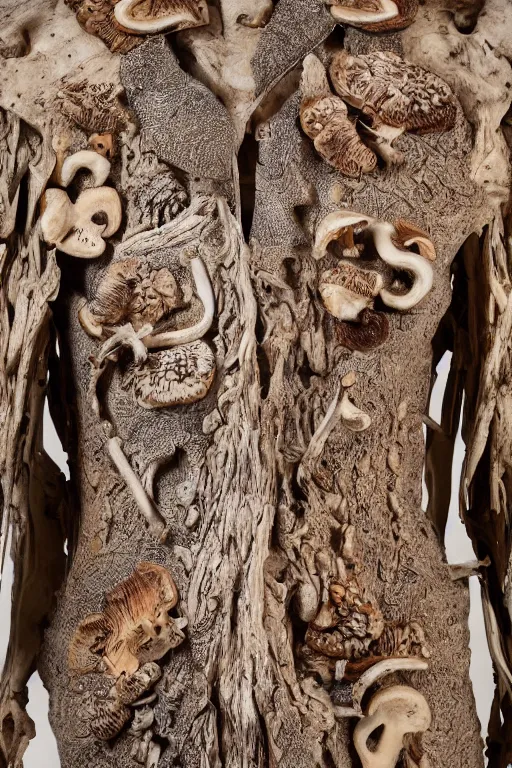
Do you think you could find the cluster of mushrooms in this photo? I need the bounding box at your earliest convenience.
[69,562,187,762]
[300,50,457,175]
[313,209,436,350]
[39,148,216,540]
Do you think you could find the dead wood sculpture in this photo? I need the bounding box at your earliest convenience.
[0,0,511,767]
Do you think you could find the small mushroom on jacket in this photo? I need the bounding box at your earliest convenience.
[319,263,383,321]
[330,50,457,164]
[354,685,431,768]
[326,0,418,31]
[114,0,209,34]
[40,186,122,259]
[300,54,377,177]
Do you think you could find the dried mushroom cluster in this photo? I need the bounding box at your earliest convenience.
[313,210,435,350]
[300,54,377,178]
[330,50,457,164]
[300,50,457,173]
[304,577,428,669]
[80,246,215,351]
[79,258,190,337]
[40,149,122,258]
[69,563,186,741]
[81,240,217,532]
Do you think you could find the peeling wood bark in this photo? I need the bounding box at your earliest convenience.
[1,1,512,767]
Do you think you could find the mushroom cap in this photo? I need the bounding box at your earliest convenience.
[319,264,383,321]
[60,149,111,187]
[69,562,185,678]
[330,50,457,134]
[327,0,418,32]
[367,684,431,732]
[41,186,122,259]
[335,308,389,352]
[114,0,209,34]
[131,340,216,408]
[328,0,399,26]
[313,211,373,261]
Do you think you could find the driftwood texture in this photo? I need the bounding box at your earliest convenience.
[0,1,511,767]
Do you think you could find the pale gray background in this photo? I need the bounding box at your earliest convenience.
[0,351,494,765]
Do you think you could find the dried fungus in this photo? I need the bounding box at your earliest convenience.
[306,579,385,660]
[319,263,383,321]
[114,0,209,34]
[335,308,390,352]
[90,662,162,740]
[79,258,188,338]
[326,0,418,31]
[300,54,377,177]
[69,562,186,677]
[354,685,431,768]
[65,0,145,53]
[314,210,435,312]
[330,50,457,163]
[130,341,216,408]
[40,187,122,258]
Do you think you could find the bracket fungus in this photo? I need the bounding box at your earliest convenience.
[69,562,187,678]
[314,210,435,313]
[353,685,431,768]
[300,54,377,177]
[325,0,417,31]
[129,340,216,408]
[114,0,209,34]
[40,187,122,258]
[330,50,457,165]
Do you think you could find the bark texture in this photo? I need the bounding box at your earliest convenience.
[1,1,511,767]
